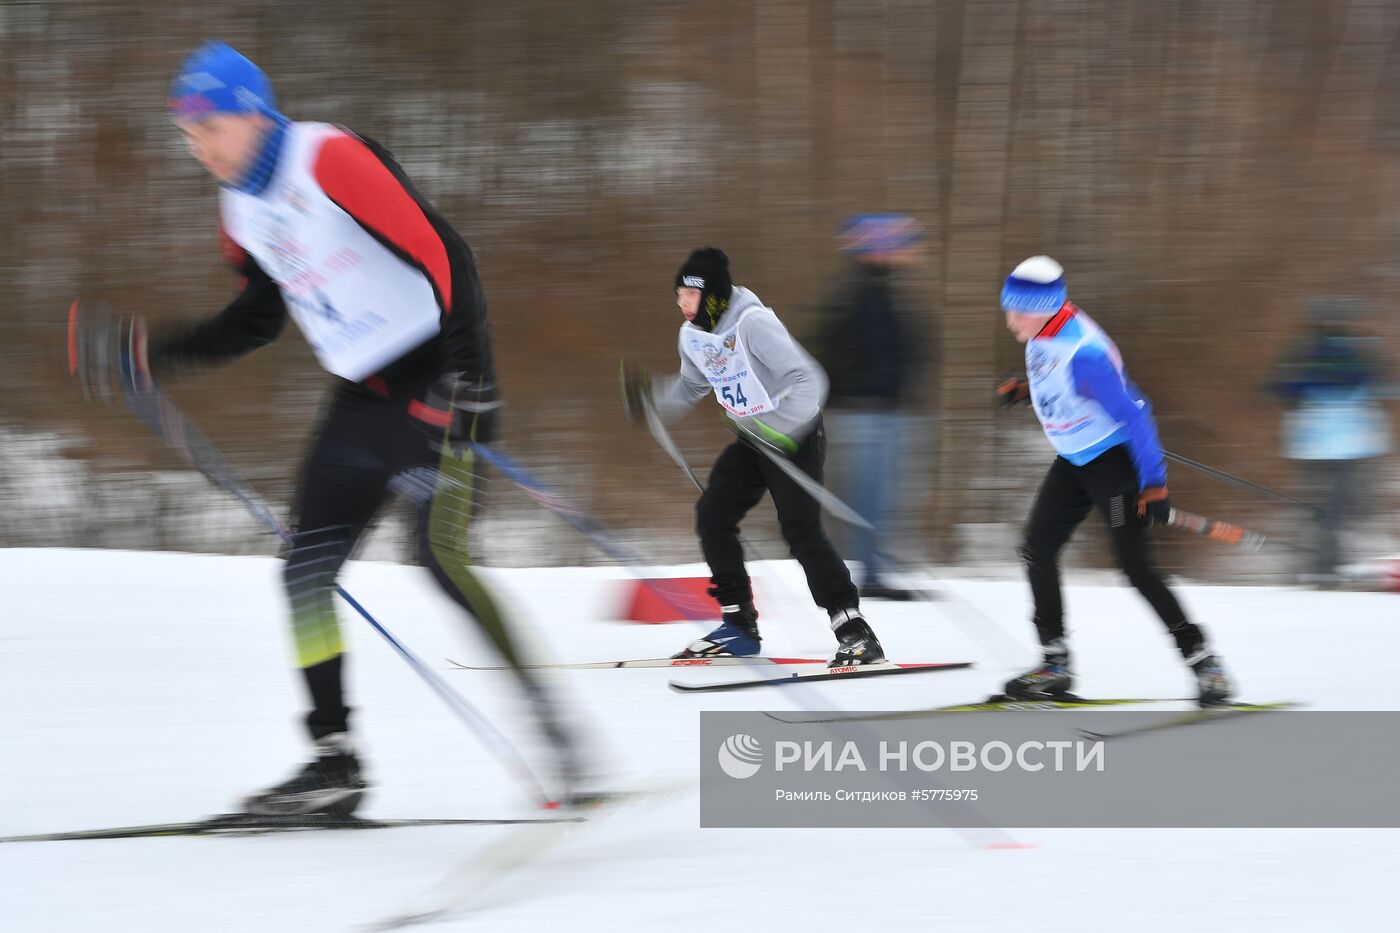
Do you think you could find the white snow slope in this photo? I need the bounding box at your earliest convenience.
[2,547,1394,932]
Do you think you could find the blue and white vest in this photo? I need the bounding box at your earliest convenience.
[1026,309,1126,458]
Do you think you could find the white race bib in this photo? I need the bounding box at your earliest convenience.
[1027,311,1124,456]
[221,123,442,382]
[681,324,777,418]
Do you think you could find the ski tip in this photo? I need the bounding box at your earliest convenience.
[984,841,1039,851]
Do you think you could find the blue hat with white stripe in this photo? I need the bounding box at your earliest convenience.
[1000,256,1067,314]
[170,41,279,120]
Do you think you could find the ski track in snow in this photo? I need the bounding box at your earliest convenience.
[1,548,1394,932]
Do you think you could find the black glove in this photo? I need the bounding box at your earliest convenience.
[995,374,1031,408]
[619,360,651,427]
[412,373,501,453]
[1137,486,1172,526]
[67,299,152,404]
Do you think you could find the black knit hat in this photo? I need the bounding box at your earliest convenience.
[675,247,732,332]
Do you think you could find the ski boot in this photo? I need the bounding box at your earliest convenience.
[673,601,761,658]
[1002,640,1073,698]
[241,732,367,817]
[1188,651,1234,707]
[829,607,886,667]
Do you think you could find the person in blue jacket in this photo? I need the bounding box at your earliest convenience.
[995,257,1233,706]
[1266,297,1393,585]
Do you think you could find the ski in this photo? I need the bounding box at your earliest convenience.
[1075,701,1301,741]
[764,694,1168,724]
[366,781,687,930]
[0,813,575,843]
[858,586,943,602]
[447,655,828,671]
[668,660,973,693]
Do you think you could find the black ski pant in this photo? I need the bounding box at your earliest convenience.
[1019,445,1206,659]
[285,381,552,743]
[696,418,859,615]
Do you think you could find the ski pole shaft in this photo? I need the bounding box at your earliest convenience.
[1165,507,1268,551]
[467,441,723,623]
[721,420,875,530]
[467,441,655,568]
[122,384,553,807]
[1164,450,1321,517]
[642,398,706,495]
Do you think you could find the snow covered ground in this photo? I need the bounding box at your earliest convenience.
[3,547,1395,932]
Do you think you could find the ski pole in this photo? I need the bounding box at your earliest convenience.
[1165,507,1269,551]
[1164,450,1322,518]
[717,417,875,530]
[468,441,652,567]
[466,441,721,622]
[121,382,554,808]
[641,395,706,495]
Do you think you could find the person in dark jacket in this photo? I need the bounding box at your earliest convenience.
[811,214,935,600]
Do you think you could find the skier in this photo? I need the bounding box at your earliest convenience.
[621,247,883,667]
[995,256,1233,705]
[69,42,577,815]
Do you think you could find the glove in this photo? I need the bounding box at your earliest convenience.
[411,373,501,453]
[995,375,1031,408]
[67,299,152,404]
[619,360,651,427]
[1137,486,1172,526]
[725,414,800,457]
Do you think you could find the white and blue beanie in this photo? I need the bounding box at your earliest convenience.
[1000,256,1067,314]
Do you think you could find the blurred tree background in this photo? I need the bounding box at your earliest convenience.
[4,0,1400,579]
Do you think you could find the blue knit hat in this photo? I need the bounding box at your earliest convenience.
[837,213,925,255]
[1000,256,1067,314]
[170,42,279,120]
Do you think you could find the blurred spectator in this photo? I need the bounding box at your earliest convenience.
[1265,297,1394,585]
[810,214,937,600]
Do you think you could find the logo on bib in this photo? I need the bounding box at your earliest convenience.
[701,344,728,375]
[724,334,736,351]
[1027,346,1056,381]
[286,187,311,216]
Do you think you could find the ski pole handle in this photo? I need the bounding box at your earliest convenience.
[1165,507,1267,551]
